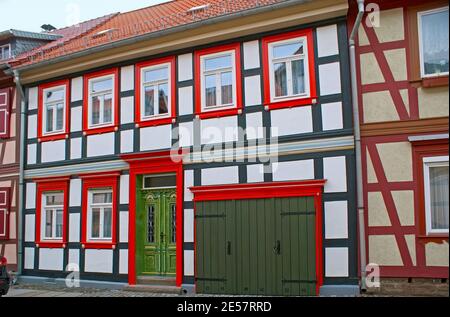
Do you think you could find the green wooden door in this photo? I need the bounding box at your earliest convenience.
[137,188,176,276]
[195,196,316,296]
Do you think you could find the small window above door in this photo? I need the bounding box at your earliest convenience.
[143,175,176,189]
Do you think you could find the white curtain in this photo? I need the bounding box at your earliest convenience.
[430,166,449,230]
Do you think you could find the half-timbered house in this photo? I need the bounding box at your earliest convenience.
[10,0,359,296]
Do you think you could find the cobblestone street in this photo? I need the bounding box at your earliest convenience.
[4,284,182,297]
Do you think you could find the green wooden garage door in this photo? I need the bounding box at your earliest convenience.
[195,196,316,296]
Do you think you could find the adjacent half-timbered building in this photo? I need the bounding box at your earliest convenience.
[350,0,448,284]
[12,0,358,295]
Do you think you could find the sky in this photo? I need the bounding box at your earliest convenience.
[0,0,171,32]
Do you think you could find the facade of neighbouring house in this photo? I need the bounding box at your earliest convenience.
[10,0,359,296]
[0,29,64,272]
[349,0,448,283]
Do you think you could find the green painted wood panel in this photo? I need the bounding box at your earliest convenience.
[136,181,176,277]
[195,196,316,296]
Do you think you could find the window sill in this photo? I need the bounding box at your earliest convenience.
[36,242,66,248]
[83,125,118,136]
[137,116,175,128]
[417,234,448,244]
[38,133,68,142]
[410,76,449,88]
[82,242,116,249]
[196,107,241,120]
[265,96,317,111]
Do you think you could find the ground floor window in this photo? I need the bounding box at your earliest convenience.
[42,192,64,240]
[88,189,113,240]
[423,156,449,234]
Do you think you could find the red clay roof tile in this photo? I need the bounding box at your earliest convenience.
[12,0,287,68]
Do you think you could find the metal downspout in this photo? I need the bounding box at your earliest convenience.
[349,0,367,292]
[12,69,25,278]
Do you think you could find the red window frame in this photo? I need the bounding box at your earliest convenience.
[0,187,11,240]
[0,87,13,139]
[262,28,318,110]
[135,56,177,127]
[38,80,70,142]
[194,43,243,119]
[35,178,69,248]
[83,68,119,136]
[80,172,119,249]
[412,138,449,241]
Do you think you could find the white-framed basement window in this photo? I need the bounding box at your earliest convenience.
[42,192,64,240]
[87,189,113,241]
[42,86,66,135]
[200,50,237,112]
[418,6,449,78]
[423,156,449,235]
[140,63,171,120]
[88,75,115,128]
[268,36,311,102]
[0,44,11,61]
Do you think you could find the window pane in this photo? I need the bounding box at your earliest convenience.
[103,208,112,238]
[55,209,63,238]
[144,86,155,116]
[143,175,176,188]
[92,96,100,125]
[429,166,449,230]
[421,9,449,76]
[205,74,216,107]
[144,67,168,83]
[292,59,305,95]
[56,103,64,130]
[46,192,63,206]
[205,54,232,71]
[171,204,176,244]
[273,41,304,59]
[92,191,112,204]
[221,71,233,105]
[91,208,100,238]
[46,89,64,103]
[92,78,112,93]
[147,205,155,243]
[158,83,169,114]
[45,210,53,238]
[46,106,54,132]
[274,62,287,97]
[103,94,112,123]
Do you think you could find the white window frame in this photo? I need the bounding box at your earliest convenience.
[200,50,237,112]
[87,74,115,128]
[417,6,449,79]
[87,189,113,241]
[42,85,67,136]
[41,192,64,241]
[423,155,449,235]
[0,44,11,60]
[268,36,311,103]
[140,63,172,121]
[0,90,8,135]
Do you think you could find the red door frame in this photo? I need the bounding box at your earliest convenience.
[122,151,184,286]
[190,179,326,295]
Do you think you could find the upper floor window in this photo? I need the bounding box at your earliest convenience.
[423,156,449,235]
[262,29,317,110]
[418,6,449,78]
[135,56,176,127]
[42,192,64,240]
[83,68,119,135]
[0,88,12,139]
[0,44,11,60]
[195,43,242,119]
[38,80,70,142]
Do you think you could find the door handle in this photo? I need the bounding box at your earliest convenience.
[273,240,281,255]
[160,232,165,243]
[227,241,231,255]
